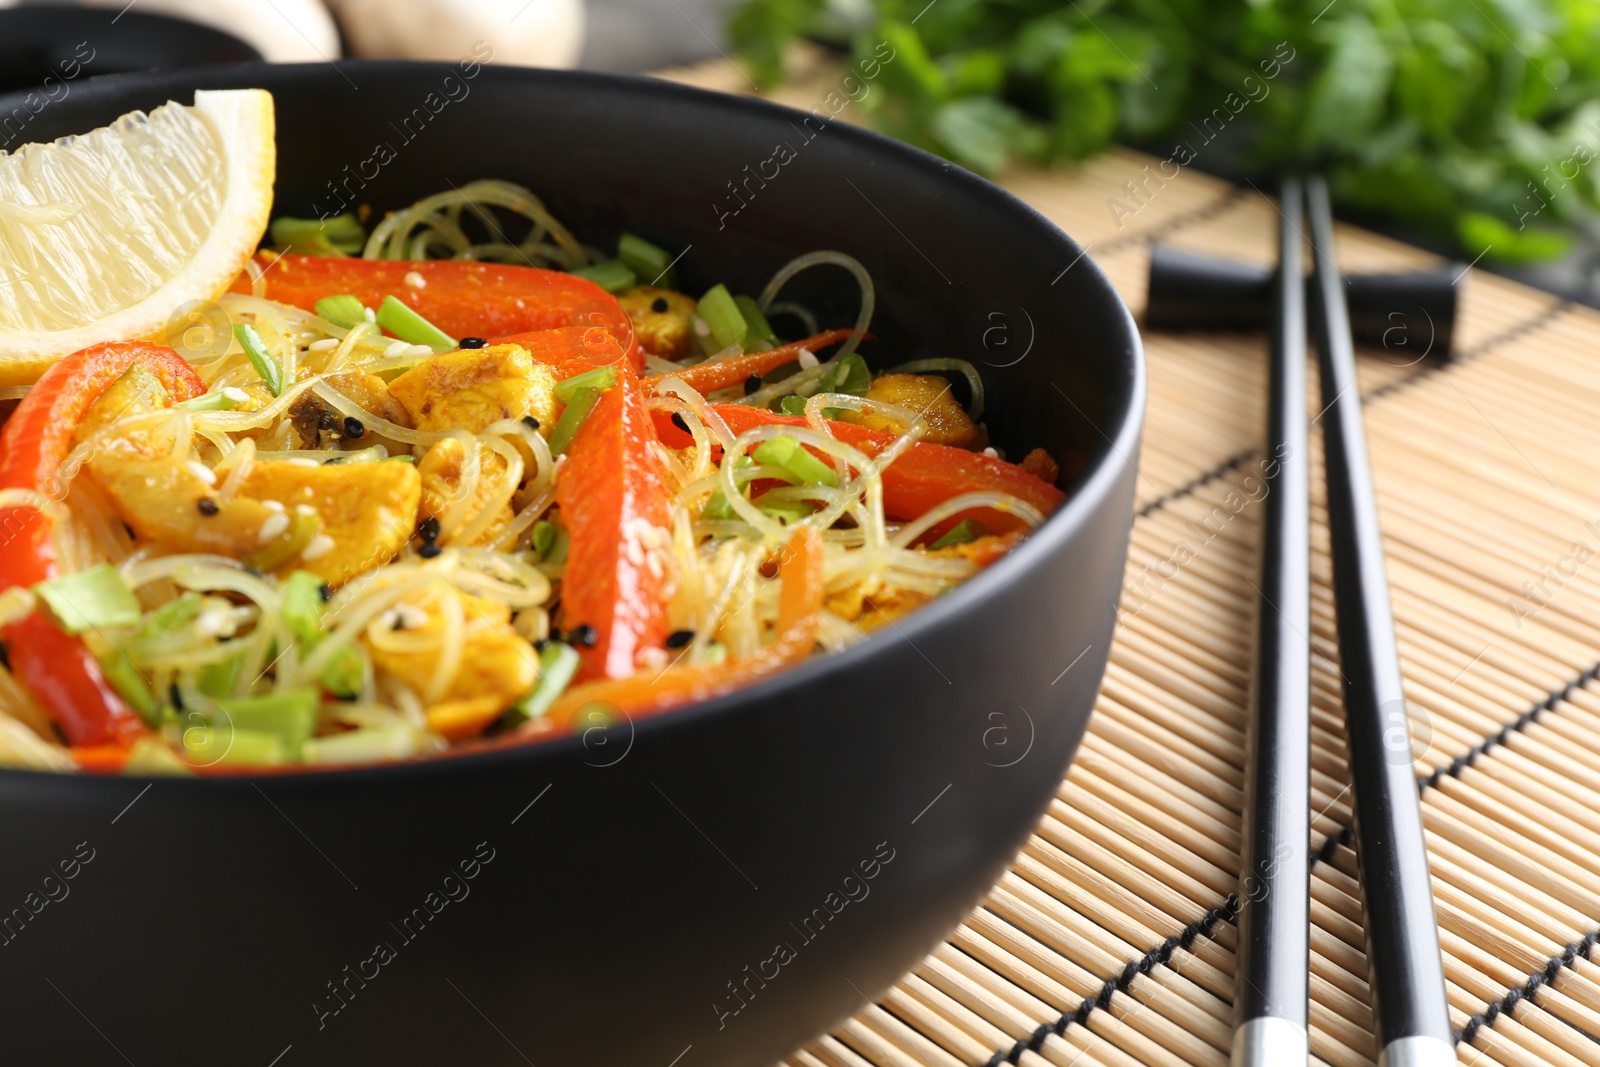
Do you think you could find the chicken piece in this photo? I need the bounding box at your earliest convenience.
[289,371,412,449]
[1019,446,1059,484]
[823,532,1021,630]
[416,437,515,547]
[617,285,696,360]
[851,373,987,450]
[366,586,538,741]
[388,344,557,435]
[77,366,420,586]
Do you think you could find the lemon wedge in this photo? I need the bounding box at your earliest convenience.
[0,89,275,384]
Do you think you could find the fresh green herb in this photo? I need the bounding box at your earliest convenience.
[778,394,809,416]
[233,323,283,397]
[702,489,738,520]
[752,434,837,486]
[198,652,243,700]
[281,570,326,646]
[317,646,367,699]
[554,365,618,404]
[376,295,457,351]
[549,387,602,456]
[931,518,989,549]
[180,388,246,412]
[270,213,365,256]
[753,492,813,522]
[820,352,871,396]
[729,0,1600,262]
[512,641,582,724]
[98,653,161,726]
[213,690,318,760]
[734,295,779,349]
[697,284,748,350]
[314,294,368,329]
[572,258,638,294]
[384,453,416,463]
[618,232,676,287]
[33,564,141,634]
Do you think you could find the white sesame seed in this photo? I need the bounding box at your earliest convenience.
[222,386,251,402]
[259,512,290,543]
[308,339,339,352]
[384,340,409,357]
[295,504,318,516]
[195,606,235,637]
[693,318,711,337]
[405,344,434,357]
[982,447,999,458]
[261,500,285,512]
[797,347,818,370]
[404,271,427,289]
[364,308,377,323]
[185,460,218,486]
[286,458,319,468]
[301,533,335,560]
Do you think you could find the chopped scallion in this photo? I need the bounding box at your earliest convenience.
[554,365,618,404]
[184,726,286,766]
[702,490,737,520]
[532,520,568,564]
[931,518,989,549]
[314,294,368,329]
[617,232,675,287]
[734,295,778,349]
[752,434,837,486]
[33,564,141,634]
[572,258,637,294]
[512,641,581,724]
[697,284,747,350]
[269,213,365,255]
[548,387,602,456]
[198,652,243,700]
[234,323,284,397]
[754,494,812,523]
[99,653,161,726]
[778,395,808,416]
[180,389,243,412]
[376,295,457,351]
[213,690,318,760]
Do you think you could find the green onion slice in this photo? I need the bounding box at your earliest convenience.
[752,434,837,486]
[513,641,582,724]
[931,518,989,549]
[233,323,284,397]
[376,295,457,351]
[618,232,676,287]
[98,653,161,726]
[697,284,747,350]
[33,564,142,634]
[549,387,602,456]
[314,294,368,330]
[572,258,637,294]
[212,690,318,760]
[554,365,618,404]
[734,294,778,349]
[269,213,365,256]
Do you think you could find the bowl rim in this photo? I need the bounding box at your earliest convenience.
[0,61,1146,786]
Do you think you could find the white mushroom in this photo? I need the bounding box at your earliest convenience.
[326,0,584,69]
[39,0,344,62]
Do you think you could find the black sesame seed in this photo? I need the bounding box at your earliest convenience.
[671,413,689,433]
[197,496,219,515]
[417,516,441,542]
[533,638,548,652]
[460,337,489,349]
[323,456,345,465]
[168,683,185,712]
[521,415,540,430]
[418,542,442,559]
[744,374,762,396]
[569,623,597,648]
[665,629,695,649]
[651,297,669,314]
[343,416,364,438]
[547,626,563,644]
[318,582,333,602]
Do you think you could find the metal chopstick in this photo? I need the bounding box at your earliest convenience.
[1305,175,1455,1067]
[1231,177,1311,1067]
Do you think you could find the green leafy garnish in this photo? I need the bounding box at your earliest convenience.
[618,232,676,287]
[697,284,748,350]
[549,387,603,456]
[270,213,365,256]
[554,365,618,404]
[820,352,871,396]
[752,434,837,486]
[512,641,582,724]
[34,564,141,634]
[314,294,368,329]
[376,295,457,351]
[233,323,283,397]
[931,518,989,549]
[573,258,638,294]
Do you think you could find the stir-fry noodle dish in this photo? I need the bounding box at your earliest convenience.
[0,90,1065,774]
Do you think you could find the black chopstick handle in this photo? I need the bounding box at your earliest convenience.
[1231,178,1311,1067]
[1305,176,1455,1066]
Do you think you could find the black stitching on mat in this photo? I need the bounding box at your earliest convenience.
[1458,931,1600,1044]
[968,654,1600,1066]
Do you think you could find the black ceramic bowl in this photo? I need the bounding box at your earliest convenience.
[0,64,1143,1067]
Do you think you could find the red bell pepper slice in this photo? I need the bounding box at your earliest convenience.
[542,526,823,727]
[555,374,674,682]
[642,329,854,395]
[493,326,633,381]
[0,341,205,749]
[235,255,644,372]
[652,404,1064,534]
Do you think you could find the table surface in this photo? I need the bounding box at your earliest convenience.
[658,56,1600,1067]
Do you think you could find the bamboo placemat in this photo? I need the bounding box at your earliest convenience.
[662,56,1600,1067]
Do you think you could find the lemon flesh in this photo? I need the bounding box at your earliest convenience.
[0,89,275,382]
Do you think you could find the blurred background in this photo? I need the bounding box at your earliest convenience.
[2,0,1596,306]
